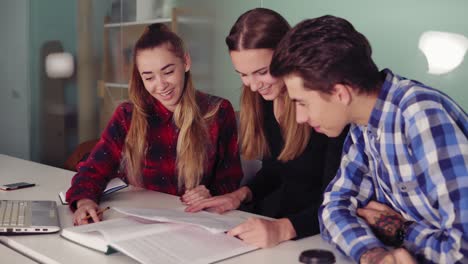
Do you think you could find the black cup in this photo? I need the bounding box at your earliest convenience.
[299,249,336,264]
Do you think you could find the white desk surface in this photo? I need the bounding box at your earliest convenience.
[0,241,38,264]
[0,154,353,264]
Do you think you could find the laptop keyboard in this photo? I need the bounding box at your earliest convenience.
[0,201,28,227]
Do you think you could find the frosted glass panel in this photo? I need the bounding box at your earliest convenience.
[262,0,468,110]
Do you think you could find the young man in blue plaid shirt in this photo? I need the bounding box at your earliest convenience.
[270,15,467,264]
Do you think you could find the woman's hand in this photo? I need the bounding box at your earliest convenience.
[360,247,416,264]
[227,218,296,248]
[73,198,101,225]
[181,185,211,205]
[185,187,251,213]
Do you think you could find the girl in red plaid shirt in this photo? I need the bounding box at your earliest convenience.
[67,24,243,225]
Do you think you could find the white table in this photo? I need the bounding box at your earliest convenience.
[0,241,37,264]
[0,154,353,264]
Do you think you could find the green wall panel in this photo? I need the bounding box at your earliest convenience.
[261,0,468,110]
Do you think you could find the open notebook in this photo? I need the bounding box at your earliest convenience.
[61,208,257,264]
[58,178,128,205]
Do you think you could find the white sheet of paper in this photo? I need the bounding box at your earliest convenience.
[111,224,257,264]
[113,207,246,233]
[62,215,257,264]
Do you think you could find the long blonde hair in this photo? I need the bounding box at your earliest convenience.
[239,86,310,161]
[227,8,310,161]
[123,23,216,189]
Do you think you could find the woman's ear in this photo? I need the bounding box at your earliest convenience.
[184,53,192,72]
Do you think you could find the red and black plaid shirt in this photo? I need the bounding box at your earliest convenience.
[66,92,243,208]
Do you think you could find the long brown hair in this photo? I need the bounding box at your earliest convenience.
[123,23,215,190]
[226,8,310,161]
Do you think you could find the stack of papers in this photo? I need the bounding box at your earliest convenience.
[112,206,247,233]
[61,207,257,264]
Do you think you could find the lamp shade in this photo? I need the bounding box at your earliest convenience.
[418,31,468,75]
[45,52,74,78]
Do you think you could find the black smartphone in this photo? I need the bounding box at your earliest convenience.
[0,182,36,191]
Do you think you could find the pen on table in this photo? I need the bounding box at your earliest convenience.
[82,206,111,221]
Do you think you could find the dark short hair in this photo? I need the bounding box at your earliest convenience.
[270,15,381,94]
[226,8,290,51]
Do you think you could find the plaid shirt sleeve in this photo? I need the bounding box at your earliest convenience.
[401,102,468,263]
[66,103,129,209]
[208,100,243,195]
[320,101,468,263]
[319,128,386,262]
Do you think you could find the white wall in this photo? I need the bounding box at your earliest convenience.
[0,0,30,159]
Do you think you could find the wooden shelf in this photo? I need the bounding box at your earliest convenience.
[104,18,172,28]
[104,82,129,88]
[97,82,128,99]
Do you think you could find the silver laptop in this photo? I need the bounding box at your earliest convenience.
[0,200,60,234]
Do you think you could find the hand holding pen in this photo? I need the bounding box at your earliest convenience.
[82,206,110,221]
[73,198,111,226]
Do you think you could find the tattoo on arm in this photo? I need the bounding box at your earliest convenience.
[371,213,404,246]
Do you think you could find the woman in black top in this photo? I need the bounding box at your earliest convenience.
[185,8,348,248]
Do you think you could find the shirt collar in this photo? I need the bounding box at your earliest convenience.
[150,96,173,123]
[366,68,396,137]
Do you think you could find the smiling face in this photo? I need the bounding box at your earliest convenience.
[284,74,350,137]
[230,49,284,101]
[136,45,190,112]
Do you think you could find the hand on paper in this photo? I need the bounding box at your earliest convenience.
[360,247,416,264]
[357,201,405,244]
[227,218,296,248]
[184,187,251,213]
[181,185,211,205]
[390,248,417,264]
[185,194,239,213]
[73,198,101,225]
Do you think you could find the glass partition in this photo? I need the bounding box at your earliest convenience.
[2,0,464,167]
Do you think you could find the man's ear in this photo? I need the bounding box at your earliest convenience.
[332,83,352,106]
[184,53,191,72]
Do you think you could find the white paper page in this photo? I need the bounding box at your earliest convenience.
[113,207,246,233]
[61,217,184,252]
[60,218,131,252]
[58,191,67,204]
[111,225,257,264]
[66,217,182,241]
[61,229,109,252]
[62,218,133,235]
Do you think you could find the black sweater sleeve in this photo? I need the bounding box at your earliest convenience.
[288,201,322,239]
[246,158,282,201]
[283,132,328,239]
[288,126,349,239]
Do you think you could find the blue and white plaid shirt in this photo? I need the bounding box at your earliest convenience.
[319,69,468,263]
